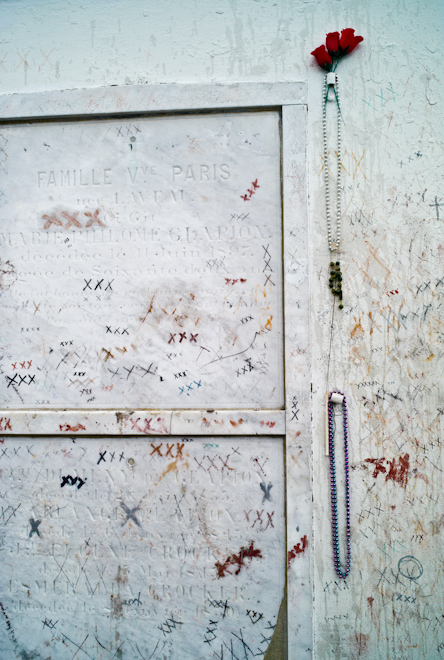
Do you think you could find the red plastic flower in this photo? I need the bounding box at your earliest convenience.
[339,28,363,54]
[311,45,332,71]
[326,31,340,57]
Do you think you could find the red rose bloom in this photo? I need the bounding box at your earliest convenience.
[311,45,332,71]
[339,28,363,54]
[326,31,340,56]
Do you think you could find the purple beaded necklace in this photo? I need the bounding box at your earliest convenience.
[328,391,351,579]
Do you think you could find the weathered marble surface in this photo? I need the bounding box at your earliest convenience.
[0,436,285,660]
[0,111,283,409]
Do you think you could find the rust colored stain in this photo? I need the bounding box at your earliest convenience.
[352,632,370,657]
[426,353,435,361]
[215,541,263,578]
[139,293,156,324]
[156,460,179,485]
[101,347,115,362]
[230,418,244,427]
[367,597,374,610]
[115,565,128,585]
[368,311,381,335]
[365,454,410,488]
[190,293,195,300]
[287,535,309,567]
[59,423,86,432]
[351,317,364,338]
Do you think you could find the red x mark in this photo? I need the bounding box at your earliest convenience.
[84,209,106,228]
[150,443,163,456]
[43,213,63,229]
[130,417,143,432]
[61,210,82,229]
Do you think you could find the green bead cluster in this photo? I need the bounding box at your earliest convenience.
[329,261,343,309]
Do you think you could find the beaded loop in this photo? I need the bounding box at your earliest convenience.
[328,390,351,578]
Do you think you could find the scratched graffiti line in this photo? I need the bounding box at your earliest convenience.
[158,613,182,636]
[193,454,234,472]
[244,509,275,531]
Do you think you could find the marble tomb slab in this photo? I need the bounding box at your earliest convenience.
[0,435,285,659]
[0,111,284,409]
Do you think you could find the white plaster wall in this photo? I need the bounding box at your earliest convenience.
[1,0,443,658]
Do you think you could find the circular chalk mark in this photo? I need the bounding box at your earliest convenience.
[398,555,423,581]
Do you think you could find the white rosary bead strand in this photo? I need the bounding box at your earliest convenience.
[323,73,342,252]
[336,76,342,250]
[323,75,333,252]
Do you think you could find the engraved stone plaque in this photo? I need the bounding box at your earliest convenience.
[0,436,285,659]
[0,111,283,408]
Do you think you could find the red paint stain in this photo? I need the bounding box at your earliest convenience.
[130,417,168,435]
[224,278,247,285]
[230,419,244,427]
[59,423,86,432]
[386,454,409,487]
[365,454,410,488]
[365,457,387,478]
[260,421,275,428]
[287,535,309,566]
[0,418,12,432]
[241,179,260,201]
[215,541,263,578]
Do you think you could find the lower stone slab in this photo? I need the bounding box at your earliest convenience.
[0,436,285,659]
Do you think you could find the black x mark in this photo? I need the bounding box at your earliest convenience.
[120,502,141,527]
